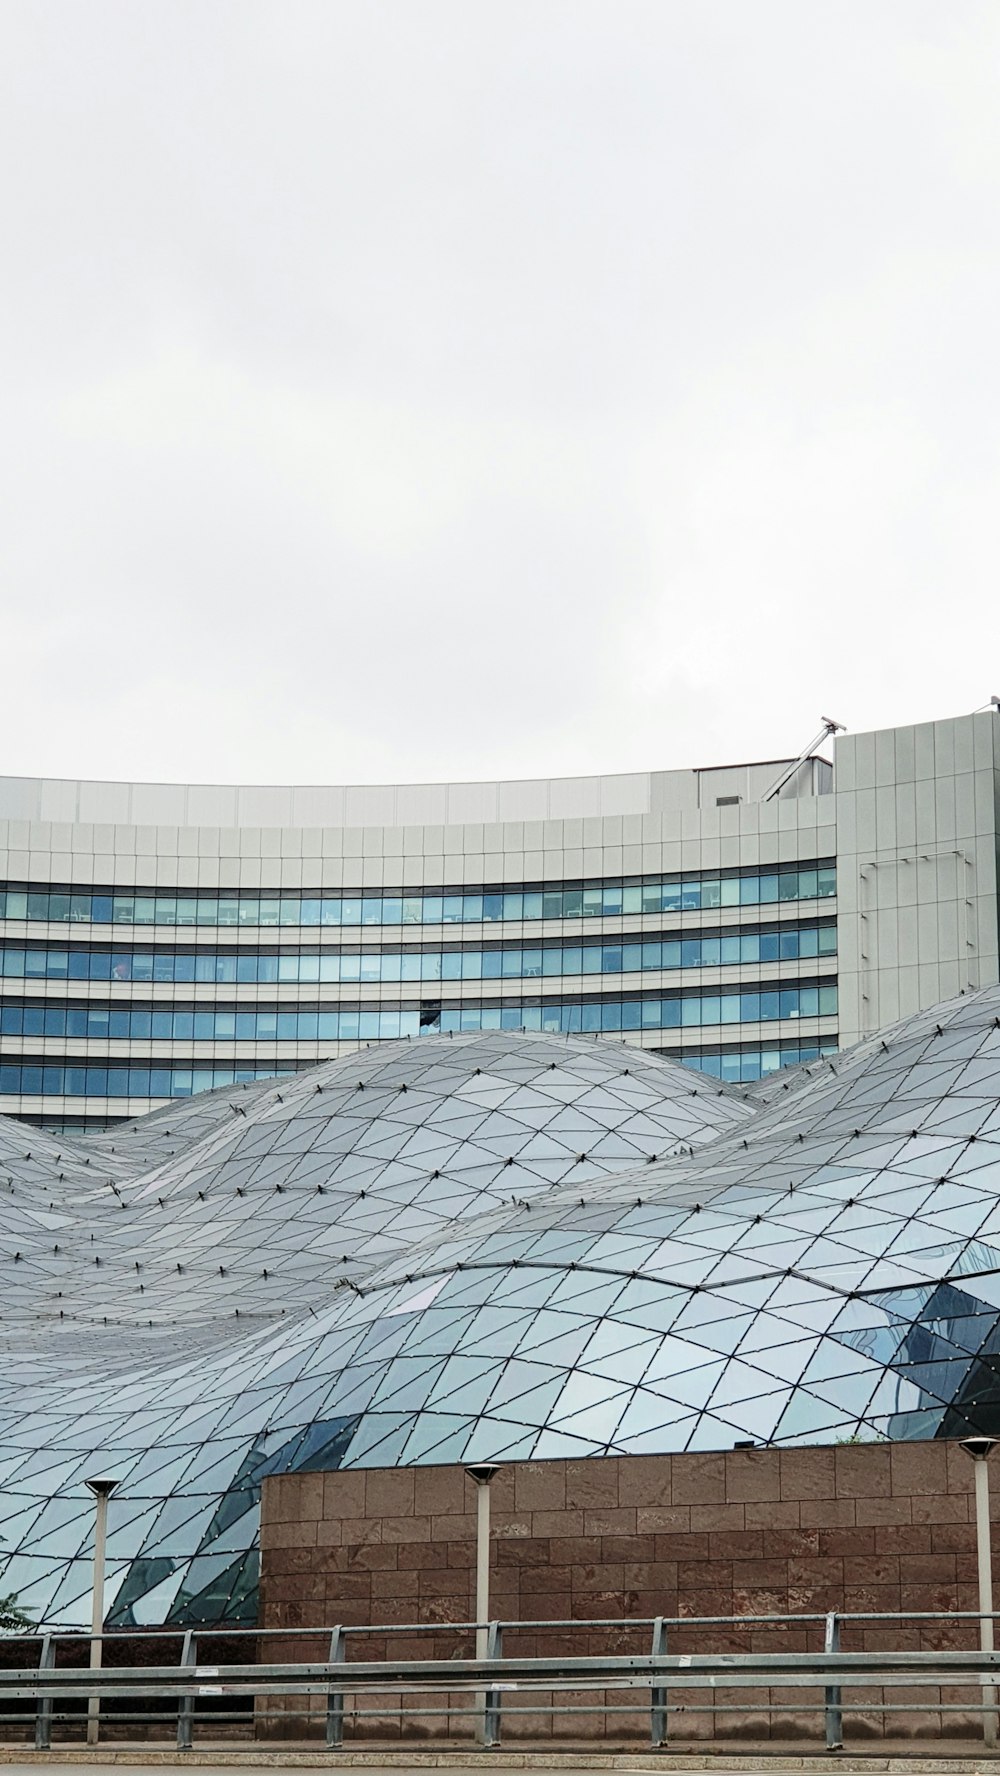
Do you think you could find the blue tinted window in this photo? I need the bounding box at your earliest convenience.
[0,863,836,932]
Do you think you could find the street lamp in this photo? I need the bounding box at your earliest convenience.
[464,1466,499,1748]
[84,1478,119,1747]
[464,1465,499,1661]
[960,1438,997,1747]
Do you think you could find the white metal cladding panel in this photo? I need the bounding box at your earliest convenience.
[0,807,832,890]
[0,753,834,835]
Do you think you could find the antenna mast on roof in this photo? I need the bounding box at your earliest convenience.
[762,716,845,802]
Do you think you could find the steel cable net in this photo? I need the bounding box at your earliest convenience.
[2,1002,1000,1628]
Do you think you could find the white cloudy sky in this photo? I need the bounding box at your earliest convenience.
[2,2,998,787]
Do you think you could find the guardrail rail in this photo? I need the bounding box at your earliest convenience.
[0,1611,997,1751]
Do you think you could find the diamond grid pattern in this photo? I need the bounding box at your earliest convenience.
[3,1003,1000,1629]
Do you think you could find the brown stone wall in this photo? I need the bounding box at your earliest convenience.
[259,1441,994,1745]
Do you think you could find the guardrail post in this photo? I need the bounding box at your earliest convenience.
[824,1611,842,1751]
[326,1626,345,1748]
[176,1630,196,1752]
[34,1634,55,1752]
[483,1621,503,1746]
[650,1615,668,1746]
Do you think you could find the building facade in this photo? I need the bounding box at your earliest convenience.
[0,707,996,1125]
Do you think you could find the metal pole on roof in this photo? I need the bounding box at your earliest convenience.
[762,717,845,802]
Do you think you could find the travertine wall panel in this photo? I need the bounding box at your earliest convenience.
[261,1441,994,1744]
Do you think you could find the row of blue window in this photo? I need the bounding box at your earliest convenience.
[0,1063,288,1099]
[0,984,838,1049]
[661,1041,838,1083]
[1,1038,840,1103]
[0,865,836,930]
[0,924,836,986]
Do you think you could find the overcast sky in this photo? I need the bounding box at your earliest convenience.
[2,2,998,788]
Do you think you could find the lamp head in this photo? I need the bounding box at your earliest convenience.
[959,1437,998,1462]
[464,1464,499,1487]
[85,1477,120,1498]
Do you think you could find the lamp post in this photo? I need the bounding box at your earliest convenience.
[465,1465,499,1660]
[85,1478,119,1747]
[960,1437,997,1747]
[465,1465,499,1746]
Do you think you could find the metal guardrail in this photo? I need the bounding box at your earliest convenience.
[1,1612,999,1752]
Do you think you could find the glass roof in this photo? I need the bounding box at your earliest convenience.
[3,1003,1000,1628]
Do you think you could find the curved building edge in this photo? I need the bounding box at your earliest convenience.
[0,707,997,1124]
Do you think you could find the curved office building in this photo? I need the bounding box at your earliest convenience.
[2,705,998,1129]
[5,987,1000,1628]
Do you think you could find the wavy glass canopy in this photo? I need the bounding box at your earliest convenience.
[3,999,1000,1629]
